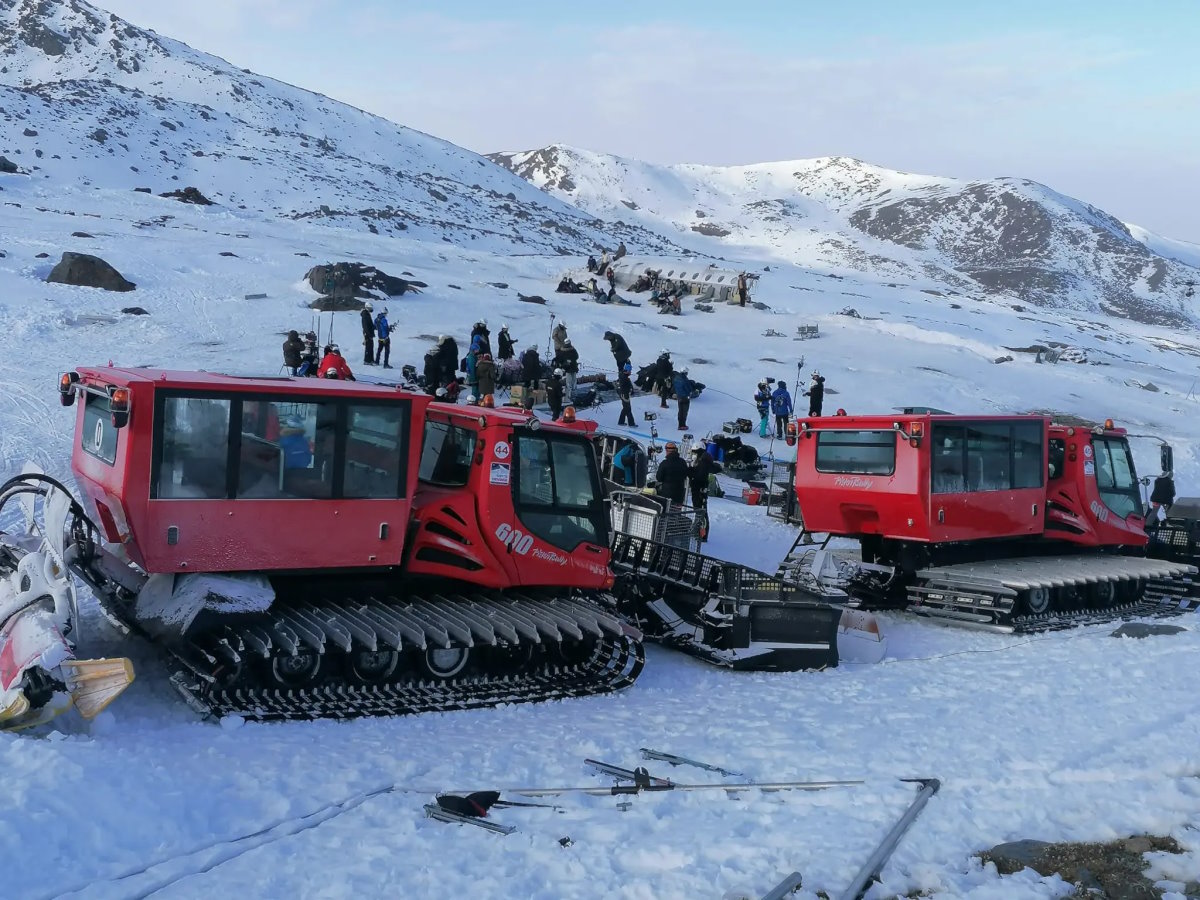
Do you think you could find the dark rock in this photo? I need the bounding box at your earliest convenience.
[219,251,238,257]
[160,186,214,205]
[993,355,1014,364]
[89,128,108,144]
[47,253,136,292]
[517,293,547,304]
[695,209,707,218]
[71,231,94,238]
[621,200,639,211]
[427,188,448,202]
[487,282,509,289]
[448,284,461,290]
[121,307,150,316]
[691,222,731,237]
[35,252,49,259]
[838,307,862,318]
[0,156,18,174]
[1111,623,1187,639]
[22,128,37,137]
[295,252,310,257]
[0,250,5,258]
[981,840,1052,875]
[134,187,151,193]
[308,295,367,312]
[305,261,412,302]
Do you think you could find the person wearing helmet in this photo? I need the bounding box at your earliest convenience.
[803,371,826,417]
[497,324,517,360]
[554,338,580,399]
[617,361,635,427]
[754,380,772,438]
[278,415,313,469]
[655,441,688,506]
[360,302,376,366]
[672,367,695,430]
[546,368,565,421]
[471,320,492,357]
[552,320,569,353]
[318,344,355,381]
[771,379,793,438]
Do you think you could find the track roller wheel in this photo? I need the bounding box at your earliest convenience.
[1023,586,1051,615]
[269,650,322,688]
[1090,581,1116,608]
[348,648,399,684]
[1116,578,1144,604]
[424,646,470,679]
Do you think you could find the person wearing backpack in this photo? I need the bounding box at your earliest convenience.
[617,362,635,427]
[754,380,771,438]
[373,307,392,368]
[771,380,793,439]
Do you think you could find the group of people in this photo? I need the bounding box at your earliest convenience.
[359,303,393,368]
[653,441,722,541]
[282,330,356,380]
[753,372,827,438]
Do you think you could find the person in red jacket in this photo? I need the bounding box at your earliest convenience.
[318,344,355,380]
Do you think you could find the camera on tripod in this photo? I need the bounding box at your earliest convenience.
[643,411,657,421]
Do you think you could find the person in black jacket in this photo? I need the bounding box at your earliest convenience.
[803,372,825,417]
[603,330,631,371]
[497,324,516,360]
[546,369,565,421]
[654,442,688,506]
[555,339,580,398]
[422,348,441,396]
[471,321,492,357]
[436,335,459,386]
[282,330,305,375]
[689,447,722,540]
[617,362,635,427]
[360,303,376,365]
[521,346,541,390]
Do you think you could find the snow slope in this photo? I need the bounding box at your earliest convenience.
[0,3,1199,899]
[490,145,1200,328]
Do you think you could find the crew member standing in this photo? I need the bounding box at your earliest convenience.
[360,302,376,366]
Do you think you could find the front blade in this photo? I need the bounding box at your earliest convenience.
[60,657,135,719]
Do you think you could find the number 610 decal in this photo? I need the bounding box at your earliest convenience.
[494,522,534,555]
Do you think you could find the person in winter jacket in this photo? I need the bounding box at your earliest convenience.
[374,307,392,368]
[466,335,483,395]
[283,330,305,375]
[552,321,569,353]
[654,442,688,506]
[653,351,673,407]
[587,254,598,273]
[803,372,825,416]
[521,346,542,390]
[689,447,722,540]
[555,338,580,398]
[470,321,492,358]
[672,368,695,430]
[318,345,355,381]
[603,330,631,371]
[737,272,749,308]
[771,381,793,439]
[475,354,497,401]
[360,303,376,366]
[613,442,640,486]
[546,369,565,421]
[617,362,635,427]
[754,380,772,438]
[423,348,441,396]
[436,335,459,386]
[497,324,517,360]
[606,265,616,289]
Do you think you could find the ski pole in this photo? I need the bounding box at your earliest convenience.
[463,778,868,799]
[836,777,941,900]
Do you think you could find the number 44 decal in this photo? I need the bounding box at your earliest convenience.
[494,522,534,555]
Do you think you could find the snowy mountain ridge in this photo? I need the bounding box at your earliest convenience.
[0,0,681,257]
[489,144,1200,327]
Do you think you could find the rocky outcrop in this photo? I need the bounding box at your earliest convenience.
[46,252,135,291]
[304,261,421,307]
[160,186,213,205]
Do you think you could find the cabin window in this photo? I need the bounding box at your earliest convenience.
[419,420,476,486]
[814,430,896,475]
[156,397,232,499]
[513,434,605,551]
[237,400,337,500]
[81,391,119,465]
[1092,436,1139,518]
[932,422,1045,494]
[343,404,408,498]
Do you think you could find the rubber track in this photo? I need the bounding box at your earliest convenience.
[170,631,644,722]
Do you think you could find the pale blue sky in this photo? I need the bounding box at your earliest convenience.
[101,0,1200,242]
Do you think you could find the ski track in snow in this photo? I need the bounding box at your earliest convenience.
[2,174,1200,898]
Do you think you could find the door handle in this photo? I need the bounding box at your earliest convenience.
[937,508,945,523]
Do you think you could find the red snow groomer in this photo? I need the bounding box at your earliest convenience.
[790,411,1198,630]
[0,367,642,723]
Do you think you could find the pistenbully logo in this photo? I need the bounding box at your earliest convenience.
[832,476,874,488]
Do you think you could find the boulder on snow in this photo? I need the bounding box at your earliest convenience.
[0,156,19,174]
[517,293,547,305]
[47,252,135,292]
[121,306,150,316]
[980,840,1051,875]
[1110,622,1186,639]
[304,261,416,306]
[160,186,213,205]
[71,231,94,238]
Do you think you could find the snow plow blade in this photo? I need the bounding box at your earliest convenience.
[836,608,887,664]
[61,657,135,719]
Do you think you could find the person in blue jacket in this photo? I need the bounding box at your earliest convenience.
[771,380,793,439]
[613,443,640,486]
[373,307,392,368]
[672,367,695,430]
[278,417,313,469]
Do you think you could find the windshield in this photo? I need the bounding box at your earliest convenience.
[513,433,607,551]
[1091,436,1140,519]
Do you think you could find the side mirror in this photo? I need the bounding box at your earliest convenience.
[1161,444,1173,477]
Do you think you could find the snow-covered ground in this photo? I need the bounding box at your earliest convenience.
[3,171,1200,899]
